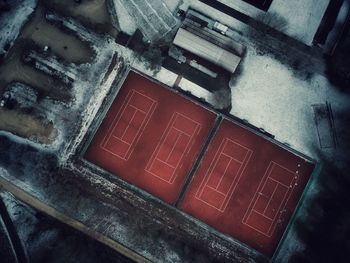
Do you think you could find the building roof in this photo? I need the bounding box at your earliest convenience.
[173,28,241,73]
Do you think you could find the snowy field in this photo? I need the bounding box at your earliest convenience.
[178,0,347,161]
[111,0,137,35]
[230,46,349,161]
[163,0,182,12]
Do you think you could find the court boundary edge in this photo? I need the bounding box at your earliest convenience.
[271,162,322,261]
[72,157,268,261]
[74,67,318,259]
[221,115,316,164]
[77,67,130,159]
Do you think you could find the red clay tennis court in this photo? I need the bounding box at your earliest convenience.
[84,71,217,204]
[179,119,315,256]
[85,70,315,257]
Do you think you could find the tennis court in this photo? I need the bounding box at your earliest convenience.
[84,71,216,204]
[84,70,315,257]
[179,119,315,256]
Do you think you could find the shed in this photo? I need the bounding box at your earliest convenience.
[173,28,241,73]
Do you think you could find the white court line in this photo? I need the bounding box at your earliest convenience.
[220,152,244,164]
[146,134,188,183]
[102,90,152,149]
[266,185,290,235]
[100,90,134,148]
[204,185,227,196]
[196,139,229,199]
[100,89,157,160]
[119,100,157,160]
[221,149,252,211]
[145,113,177,173]
[172,127,193,137]
[111,136,131,145]
[265,163,297,235]
[145,112,201,184]
[154,158,176,169]
[214,138,254,192]
[242,162,275,236]
[174,112,202,126]
[252,210,274,221]
[147,116,200,184]
[129,104,147,114]
[195,138,253,212]
[268,177,292,189]
[120,109,138,141]
[132,89,158,103]
[214,157,233,190]
[263,183,279,215]
[165,132,182,163]
[242,162,274,225]
[242,161,297,237]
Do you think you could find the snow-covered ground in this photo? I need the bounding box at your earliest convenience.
[163,0,182,13]
[177,0,348,161]
[230,47,350,160]
[111,0,137,35]
[178,78,212,101]
[0,0,37,56]
[217,0,330,45]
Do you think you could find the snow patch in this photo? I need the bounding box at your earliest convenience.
[230,47,350,159]
[178,78,212,103]
[111,0,137,35]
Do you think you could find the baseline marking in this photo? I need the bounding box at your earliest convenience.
[242,161,298,237]
[195,138,253,212]
[145,112,201,184]
[100,89,157,160]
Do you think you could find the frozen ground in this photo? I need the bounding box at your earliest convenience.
[0,190,133,263]
[229,47,349,161]
[179,0,346,161]
[111,0,137,35]
[163,0,182,12]
[217,0,330,45]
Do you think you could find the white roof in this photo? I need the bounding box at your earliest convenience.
[173,28,241,73]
